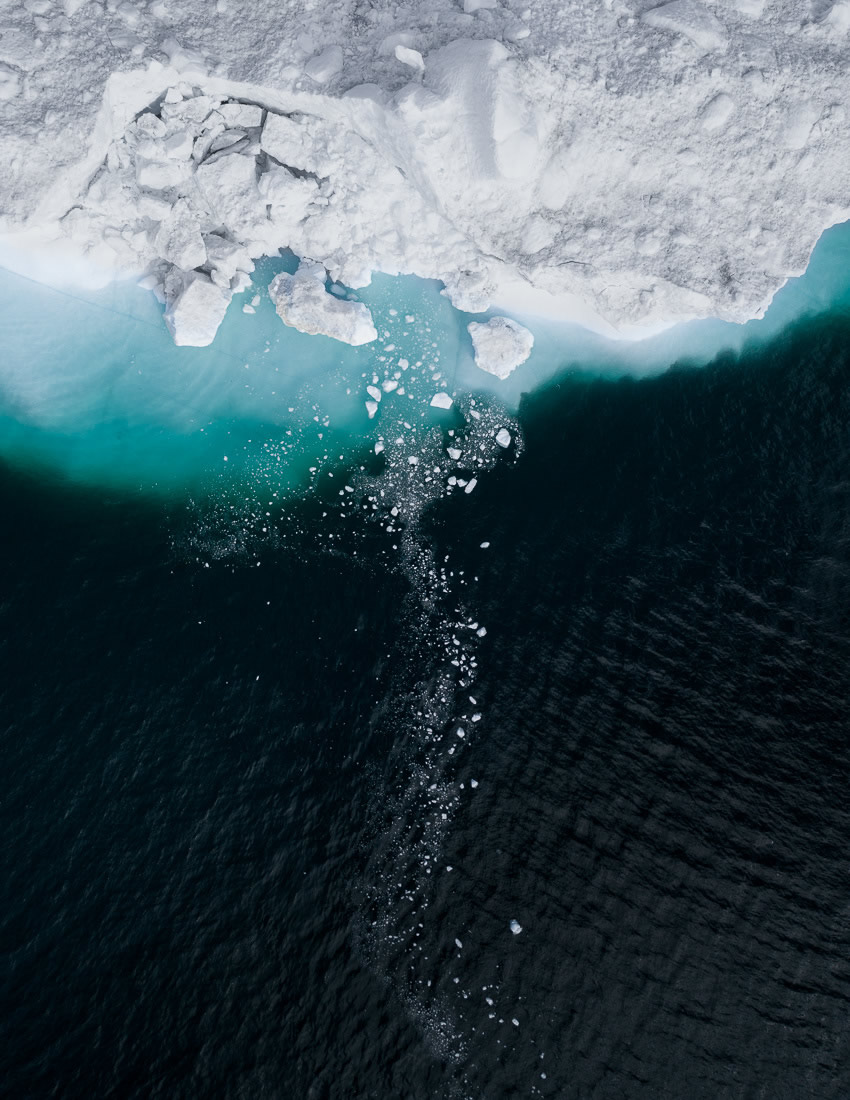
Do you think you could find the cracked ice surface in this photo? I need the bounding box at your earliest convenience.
[0,0,848,348]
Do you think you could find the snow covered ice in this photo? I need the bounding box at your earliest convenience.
[0,0,848,352]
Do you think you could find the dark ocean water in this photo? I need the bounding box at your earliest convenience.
[4,311,850,1099]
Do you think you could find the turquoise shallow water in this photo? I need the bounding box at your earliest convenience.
[1,222,850,494]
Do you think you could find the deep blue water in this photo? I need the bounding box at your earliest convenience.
[3,243,850,1098]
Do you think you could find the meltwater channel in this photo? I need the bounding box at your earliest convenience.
[3,226,850,1099]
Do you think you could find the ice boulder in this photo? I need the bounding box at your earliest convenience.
[154,200,206,270]
[268,262,377,345]
[467,316,534,379]
[164,271,232,347]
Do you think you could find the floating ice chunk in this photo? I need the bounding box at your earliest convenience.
[163,271,231,346]
[470,779,479,788]
[430,392,453,409]
[374,439,385,453]
[304,45,343,84]
[455,938,463,948]
[269,261,377,345]
[468,317,534,379]
[495,428,511,448]
[480,541,490,548]
[365,400,379,419]
[510,919,522,935]
[464,477,478,494]
[367,385,382,402]
[447,446,462,460]
[641,0,728,52]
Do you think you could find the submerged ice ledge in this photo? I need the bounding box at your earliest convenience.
[1,0,849,354]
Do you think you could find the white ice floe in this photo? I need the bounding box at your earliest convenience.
[495,428,512,448]
[268,261,377,344]
[0,0,848,346]
[510,919,522,935]
[430,392,453,409]
[164,270,232,346]
[468,318,534,380]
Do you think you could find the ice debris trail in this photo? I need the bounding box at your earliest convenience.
[1,0,849,346]
[177,334,527,1076]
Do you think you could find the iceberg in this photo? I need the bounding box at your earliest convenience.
[269,261,377,345]
[468,317,534,379]
[0,0,847,350]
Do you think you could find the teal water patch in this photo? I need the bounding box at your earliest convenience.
[0,256,466,494]
[474,220,850,403]
[2,222,850,493]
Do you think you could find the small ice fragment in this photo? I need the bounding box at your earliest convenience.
[495,428,512,448]
[476,626,487,637]
[367,385,382,402]
[470,779,479,788]
[365,400,378,419]
[395,44,425,72]
[382,379,398,392]
[512,1018,519,1027]
[471,713,481,722]
[464,478,478,494]
[408,456,419,465]
[374,440,385,454]
[480,541,490,548]
[447,446,462,460]
[455,938,463,948]
[430,392,453,409]
[456,727,465,738]
[510,919,522,935]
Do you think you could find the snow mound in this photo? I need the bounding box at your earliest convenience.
[269,261,377,345]
[468,317,534,379]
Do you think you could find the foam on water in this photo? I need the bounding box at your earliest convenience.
[1,223,850,495]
